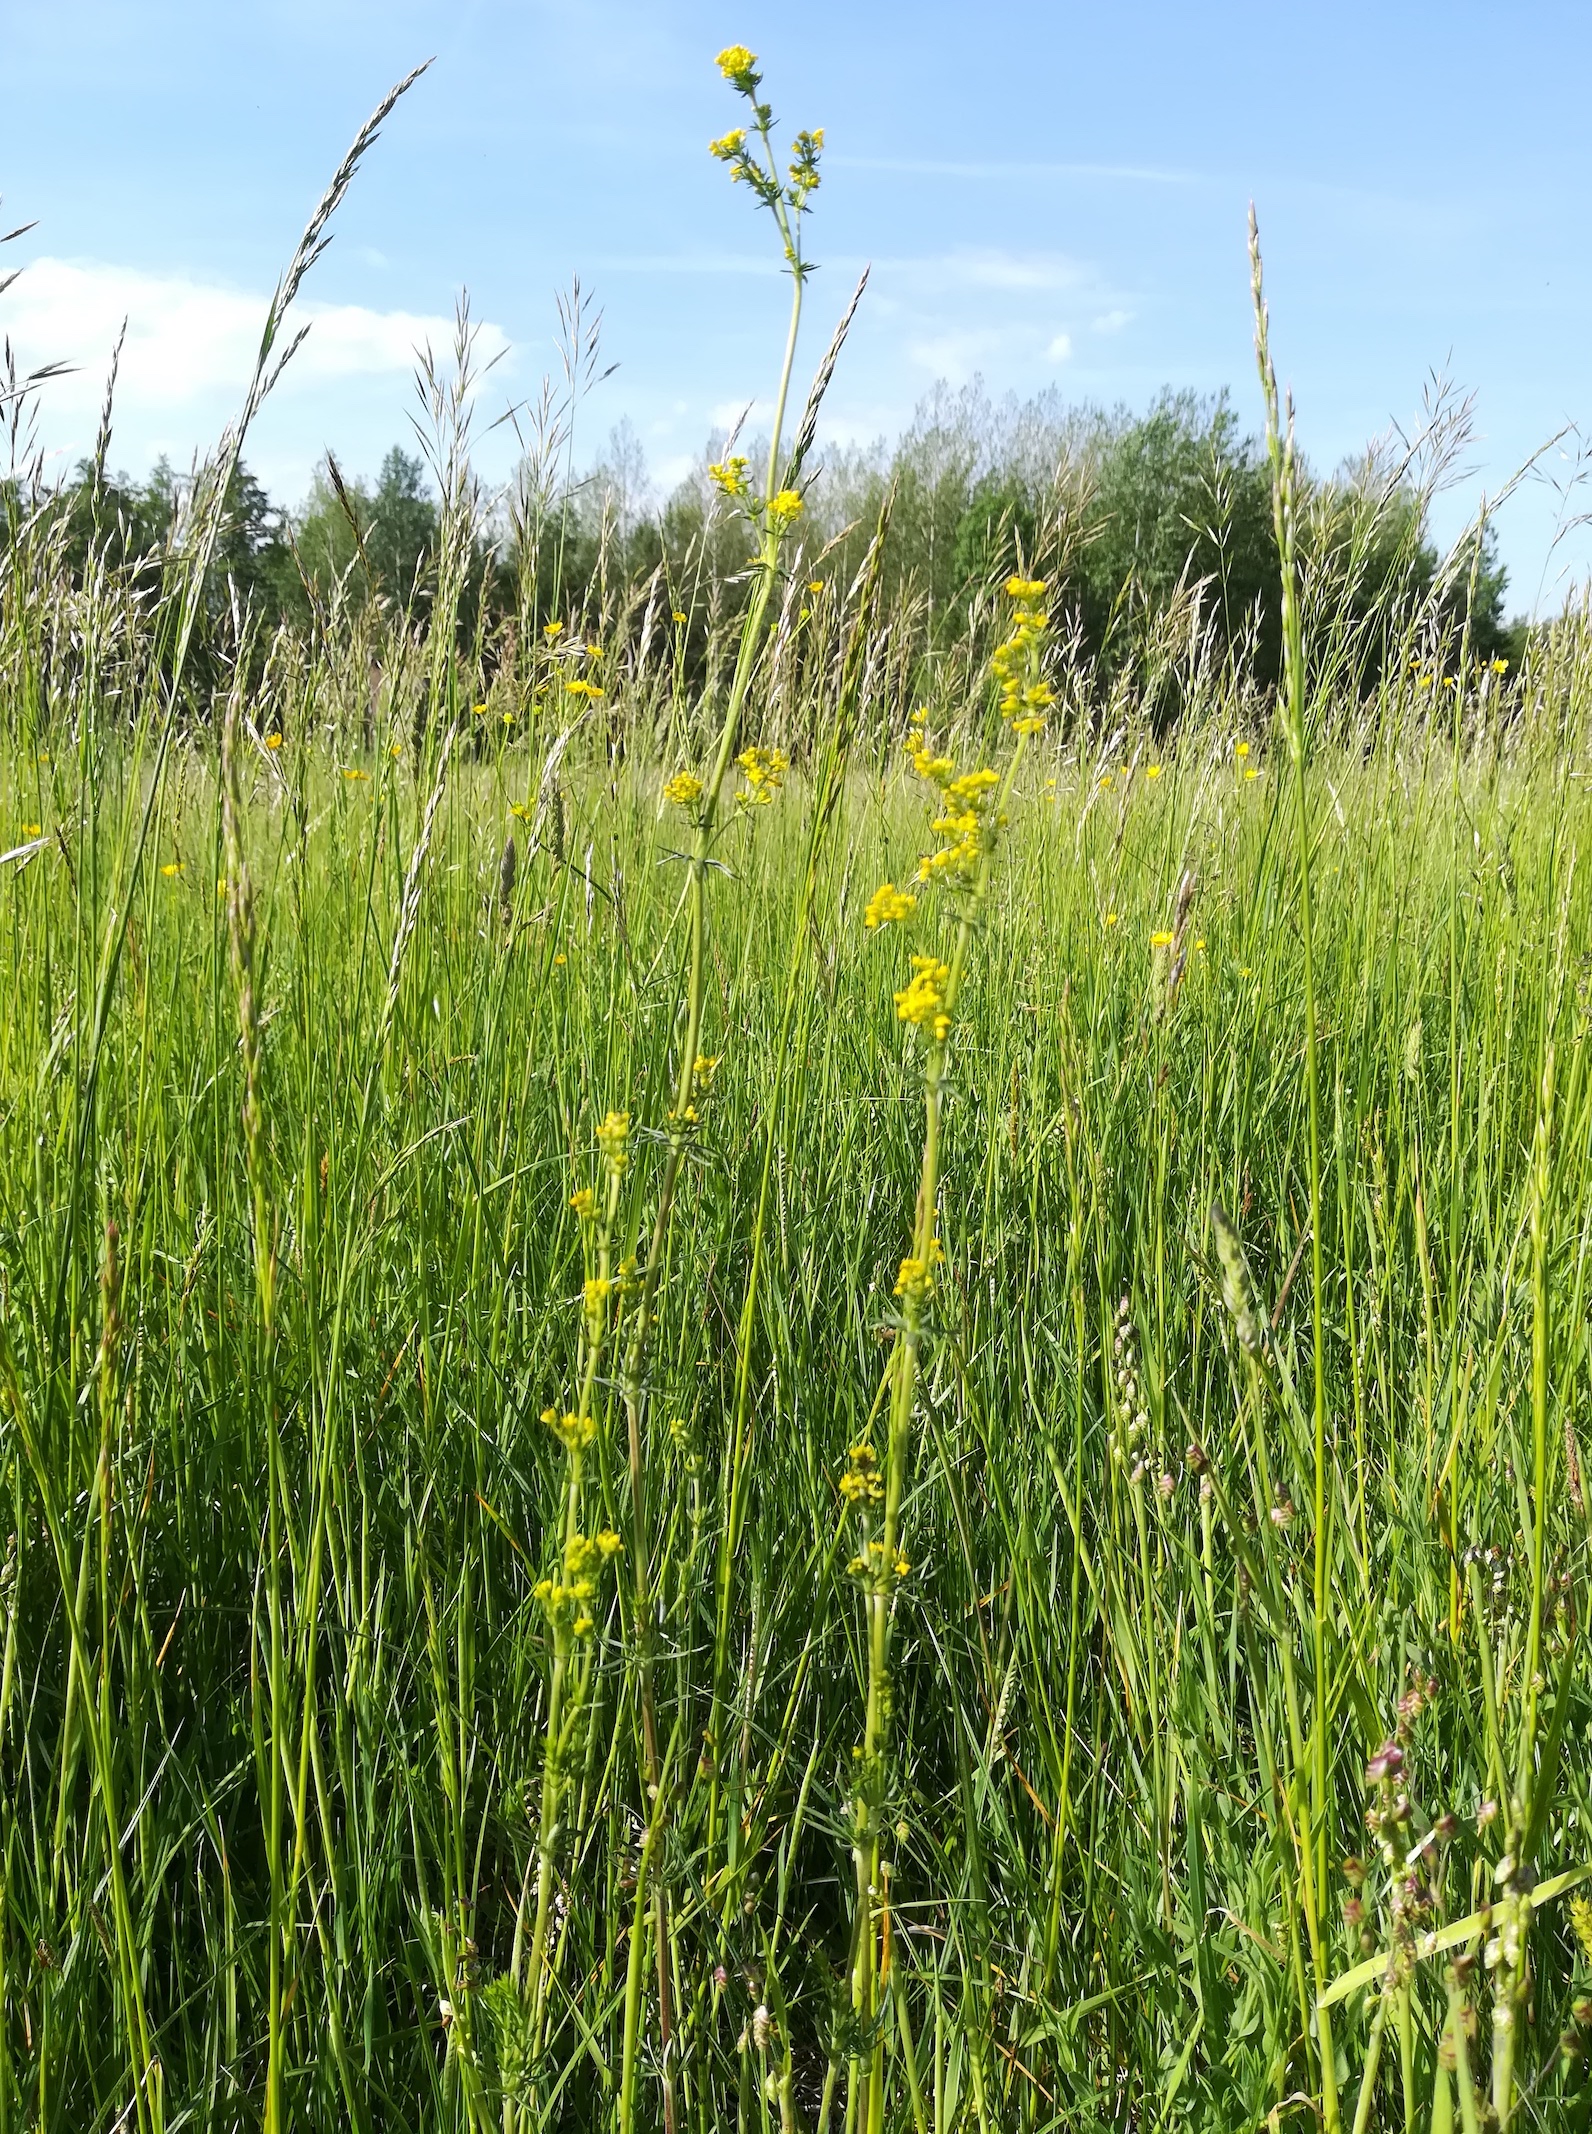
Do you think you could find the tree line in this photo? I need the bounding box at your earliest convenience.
[19,380,1524,694]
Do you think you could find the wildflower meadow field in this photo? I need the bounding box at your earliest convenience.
[4,47,1592,2134]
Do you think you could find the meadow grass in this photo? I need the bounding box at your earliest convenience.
[4,46,1592,2134]
[3,654,1592,2131]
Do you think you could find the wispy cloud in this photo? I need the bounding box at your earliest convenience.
[876,247,1092,295]
[4,256,510,424]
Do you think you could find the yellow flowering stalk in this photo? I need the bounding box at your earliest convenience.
[847,577,1050,2131]
[614,48,834,2134]
[516,1108,629,2090]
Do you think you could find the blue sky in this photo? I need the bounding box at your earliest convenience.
[7,0,1592,609]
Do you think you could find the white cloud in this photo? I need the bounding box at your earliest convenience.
[1047,332,1073,361]
[882,248,1088,296]
[1093,307,1133,334]
[3,254,509,439]
[904,328,1009,384]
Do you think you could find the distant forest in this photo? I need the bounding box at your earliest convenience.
[28,380,1524,688]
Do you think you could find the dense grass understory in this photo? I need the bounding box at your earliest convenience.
[3,671,1592,2131]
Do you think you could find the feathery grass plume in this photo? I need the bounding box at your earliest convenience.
[1209,1199,1264,1358]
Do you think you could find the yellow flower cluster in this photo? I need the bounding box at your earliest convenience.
[663,770,703,808]
[788,127,823,201]
[716,43,758,85]
[570,1187,596,1221]
[894,955,952,1042]
[565,676,604,700]
[847,1537,910,1587]
[907,730,1003,892]
[766,488,804,527]
[894,1236,943,1306]
[540,1406,596,1453]
[737,744,788,804]
[709,127,747,160]
[597,1109,631,1178]
[534,1529,624,1638]
[839,1443,884,1507]
[863,881,917,930]
[992,576,1054,736]
[708,456,751,499]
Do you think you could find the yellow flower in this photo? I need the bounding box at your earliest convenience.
[510,801,531,819]
[265,732,284,750]
[565,677,604,699]
[1104,911,1118,927]
[894,955,952,1040]
[1151,929,1174,948]
[716,42,757,82]
[737,744,788,803]
[709,127,747,161]
[807,579,824,594]
[390,743,403,758]
[1235,740,1250,759]
[864,881,917,930]
[664,770,704,808]
[570,1187,596,1219]
[708,456,750,499]
[1490,656,1509,675]
[1005,575,1047,600]
[21,822,41,838]
[342,768,368,783]
[672,608,687,624]
[1099,773,1113,791]
[597,1110,631,1177]
[472,702,489,716]
[1416,673,1433,690]
[767,488,804,526]
[554,952,567,966]
[1244,767,1260,781]
[540,1406,596,1453]
[894,1237,944,1305]
[1145,762,1163,779]
[543,620,564,640]
[161,861,182,877]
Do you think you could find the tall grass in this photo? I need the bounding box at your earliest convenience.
[3,45,1592,2134]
